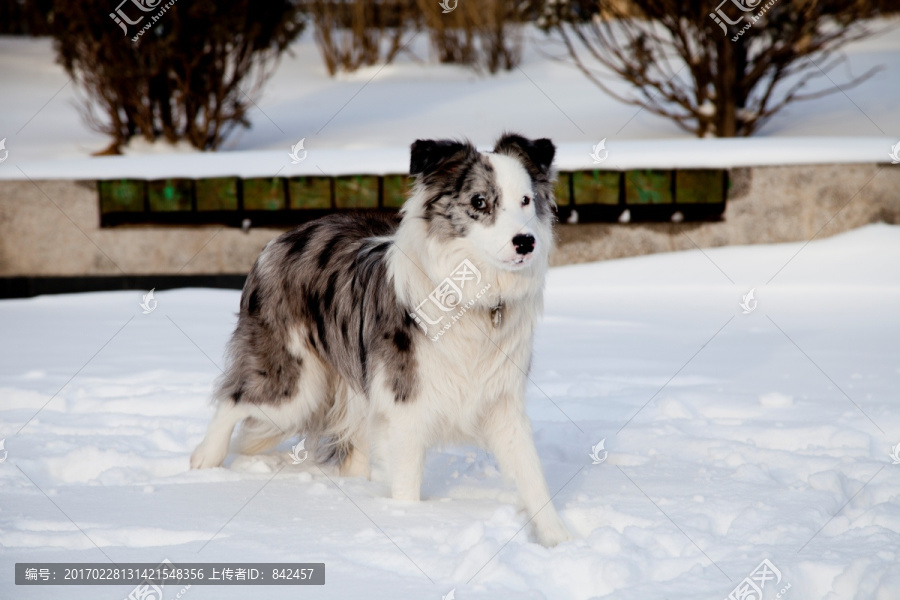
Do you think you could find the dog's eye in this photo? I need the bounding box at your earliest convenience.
[522,196,531,206]
[471,195,487,210]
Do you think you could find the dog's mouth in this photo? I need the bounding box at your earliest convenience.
[505,254,534,269]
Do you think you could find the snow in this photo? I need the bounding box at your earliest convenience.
[1,20,900,177]
[2,223,899,599]
[1,136,896,181]
[2,13,900,595]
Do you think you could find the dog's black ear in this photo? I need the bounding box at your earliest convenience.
[493,133,556,177]
[409,139,471,176]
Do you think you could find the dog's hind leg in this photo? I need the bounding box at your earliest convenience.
[190,400,252,469]
[339,433,370,478]
[236,350,335,461]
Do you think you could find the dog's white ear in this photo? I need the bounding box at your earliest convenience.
[493,133,556,178]
[409,139,473,176]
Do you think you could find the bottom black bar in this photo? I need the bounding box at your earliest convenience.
[564,202,726,223]
[0,274,247,299]
[16,563,324,585]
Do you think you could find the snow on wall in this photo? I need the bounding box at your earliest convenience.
[1,137,896,181]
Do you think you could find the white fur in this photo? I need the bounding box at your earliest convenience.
[467,154,541,269]
[374,152,567,545]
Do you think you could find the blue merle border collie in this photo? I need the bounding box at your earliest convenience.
[191,133,570,546]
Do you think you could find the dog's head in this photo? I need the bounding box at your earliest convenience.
[406,133,556,272]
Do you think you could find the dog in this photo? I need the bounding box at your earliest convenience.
[190,133,571,547]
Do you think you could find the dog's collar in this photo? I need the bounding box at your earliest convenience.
[491,298,503,328]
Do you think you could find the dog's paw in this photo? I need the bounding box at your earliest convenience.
[534,516,572,547]
[190,443,226,469]
[536,525,571,547]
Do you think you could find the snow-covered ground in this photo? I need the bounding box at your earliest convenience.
[1,224,898,599]
[1,20,899,168]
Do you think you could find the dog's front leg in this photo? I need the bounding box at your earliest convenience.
[386,410,426,502]
[483,399,571,547]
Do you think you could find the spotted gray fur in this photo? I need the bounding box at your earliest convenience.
[217,212,419,413]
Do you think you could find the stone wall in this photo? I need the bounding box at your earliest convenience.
[553,164,899,265]
[0,163,897,277]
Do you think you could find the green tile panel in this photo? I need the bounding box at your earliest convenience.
[572,170,619,205]
[148,178,192,212]
[554,172,572,207]
[289,177,332,210]
[625,169,672,205]
[675,170,725,204]
[243,178,286,211]
[335,176,378,209]
[195,178,238,211]
[99,179,145,212]
[382,175,410,208]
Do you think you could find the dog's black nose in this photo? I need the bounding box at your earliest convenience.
[512,234,535,255]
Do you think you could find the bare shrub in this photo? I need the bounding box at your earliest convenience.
[416,0,524,73]
[307,0,416,75]
[546,0,887,137]
[50,0,304,152]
